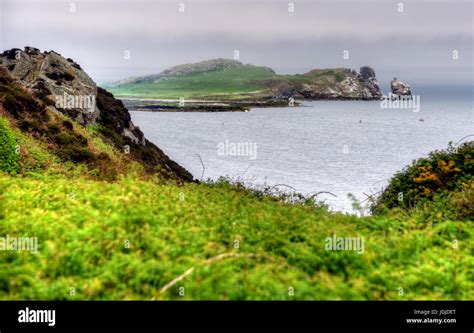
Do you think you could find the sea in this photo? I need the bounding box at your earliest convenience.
[126,88,473,213]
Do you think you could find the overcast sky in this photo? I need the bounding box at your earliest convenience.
[0,0,472,91]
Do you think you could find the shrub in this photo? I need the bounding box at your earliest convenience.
[372,141,473,214]
[0,117,19,174]
[54,132,85,146]
[57,145,95,163]
[335,72,346,82]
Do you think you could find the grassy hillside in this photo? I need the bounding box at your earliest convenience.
[1,172,473,300]
[106,62,357,100]
[0,111,473,299]
[108,65,279,99]
[0,64,192,181]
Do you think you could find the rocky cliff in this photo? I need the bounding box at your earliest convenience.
[0,47,193,182]
[278,66,382,100]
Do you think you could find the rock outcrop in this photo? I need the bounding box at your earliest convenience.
[390,77,412,97]
[358,66,381,98]
[0,47,193,182]
[271,66,382,100]
[0,47,99,125]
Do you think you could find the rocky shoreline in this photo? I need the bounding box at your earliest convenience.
[121,98,298,112]
[122,79,413,113]
[113,64,414,112]
[109,60,392,111]
[120,93,396,113]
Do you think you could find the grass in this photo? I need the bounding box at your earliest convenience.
[0,117,19,174]
[106,66,353,100]
[108,66,278,99]
[0,173,472,300]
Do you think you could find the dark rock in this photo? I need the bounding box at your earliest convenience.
[359,66,376,81]
[1,48,21,60]
[266,79,302,99]
[31,78,52,99]
[358,66,381,99]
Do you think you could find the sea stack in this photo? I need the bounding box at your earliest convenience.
[390,77,412,99]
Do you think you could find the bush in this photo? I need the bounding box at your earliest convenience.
[335,72,346,82]
[0,117,19,174]
[372,141,473,214]
[58,145,95,163]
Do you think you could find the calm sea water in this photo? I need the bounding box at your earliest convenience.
[128,94,473,212]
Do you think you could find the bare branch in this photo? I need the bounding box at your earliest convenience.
[308,191,337,199]
[270,183,297,191]
[196,153,206,181]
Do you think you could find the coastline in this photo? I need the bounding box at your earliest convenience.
[119,96,382,112]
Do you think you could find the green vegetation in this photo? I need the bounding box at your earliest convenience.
[106,65,352,100]
[109,65,278,99]
[0,120,472,299]
[372,142,473,219]
[0,117,19,174]
[0,174,472,300]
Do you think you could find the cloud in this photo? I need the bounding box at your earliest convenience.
[1,0,472,84]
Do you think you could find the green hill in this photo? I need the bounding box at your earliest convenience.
[106,59,382,101]
[109,64,279,99]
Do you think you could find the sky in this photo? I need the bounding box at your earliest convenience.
[0,0,472,92]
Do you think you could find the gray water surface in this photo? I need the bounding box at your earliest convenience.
[128,97,473,212]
